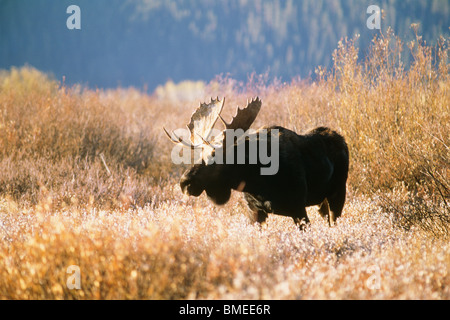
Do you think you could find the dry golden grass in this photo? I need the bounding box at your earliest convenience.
[0,28,448,299]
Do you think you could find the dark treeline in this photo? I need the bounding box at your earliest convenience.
[1,0,448,89]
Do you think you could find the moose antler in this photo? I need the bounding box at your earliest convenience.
[220,97,261,132]
[188,97,225,145]
[163,97,225,149]
[164,97,261,149]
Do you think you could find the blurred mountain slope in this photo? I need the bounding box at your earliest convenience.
[1,0,448,89]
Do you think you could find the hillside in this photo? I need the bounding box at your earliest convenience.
[1,0,449,89]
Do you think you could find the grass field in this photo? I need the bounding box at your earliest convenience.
[0,29,449,299]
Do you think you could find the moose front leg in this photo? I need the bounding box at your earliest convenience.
[256,210,269,224]
[244,193,270,226]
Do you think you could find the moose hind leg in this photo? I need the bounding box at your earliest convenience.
[327,184,346,225]
[318,199,331,226]
[293,207,310,231]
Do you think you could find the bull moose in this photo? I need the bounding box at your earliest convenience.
[164,97,349,229]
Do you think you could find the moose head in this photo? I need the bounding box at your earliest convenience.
[164,97,264,205]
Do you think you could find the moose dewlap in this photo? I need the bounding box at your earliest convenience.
[164,97,349,229]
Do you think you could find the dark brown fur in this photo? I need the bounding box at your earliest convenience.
[180,126,349,229]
